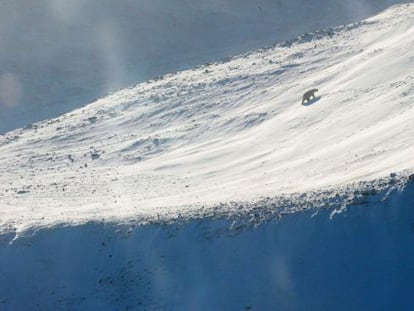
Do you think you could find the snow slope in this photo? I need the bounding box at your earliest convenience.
[0,0,411,133]
[0,3,413,234]
[1,4,414,310]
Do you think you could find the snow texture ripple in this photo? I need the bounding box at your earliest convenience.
[0,4,413,234]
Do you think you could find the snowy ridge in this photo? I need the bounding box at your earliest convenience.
[1,4,413,234]
[1,0,411,134]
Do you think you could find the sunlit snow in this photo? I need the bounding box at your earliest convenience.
[0,4,413,234]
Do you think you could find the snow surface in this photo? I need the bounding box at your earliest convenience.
[0,0,411,133]
[0,3,413,234]
[1,3,414,310]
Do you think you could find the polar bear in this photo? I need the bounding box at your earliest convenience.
[302,89,318,105]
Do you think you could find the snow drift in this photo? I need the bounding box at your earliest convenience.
[0,3,413,234]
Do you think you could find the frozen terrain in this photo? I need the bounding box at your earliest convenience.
[0,3,413,234]
[0,0,411,133]
[0,2,414,310]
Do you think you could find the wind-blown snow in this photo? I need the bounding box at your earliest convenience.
[0,4,413,234]
[0,0,411,133]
